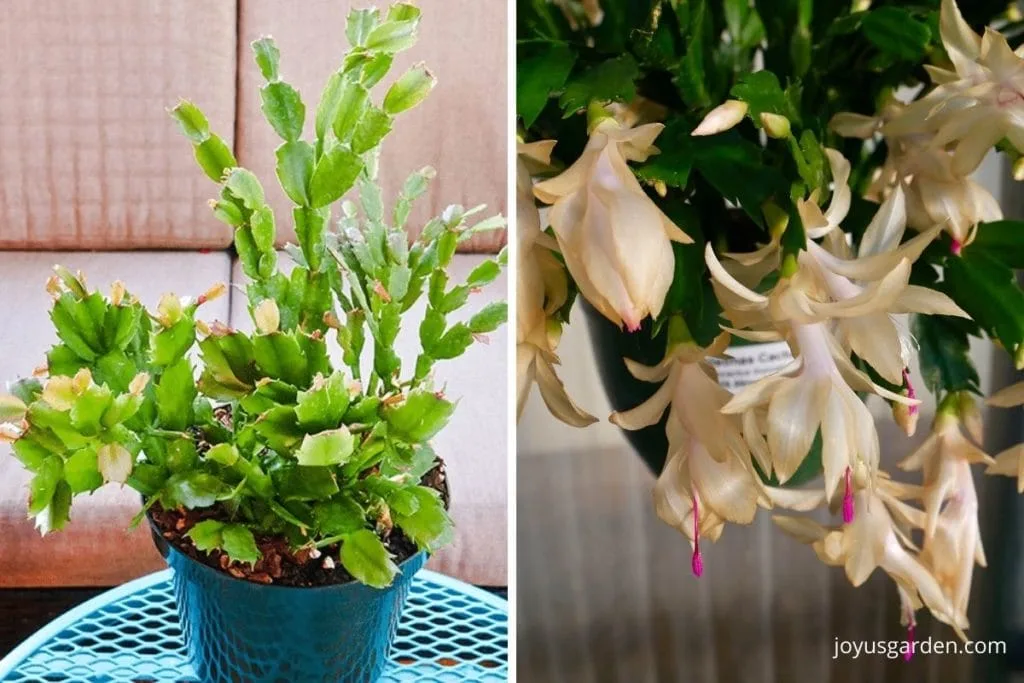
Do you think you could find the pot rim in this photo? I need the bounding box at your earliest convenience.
[148,514,427,593]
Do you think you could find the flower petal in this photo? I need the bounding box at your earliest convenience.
[857,184,907,259]
[768,377,829,484]
[610,375,673,430]
[535,356,599,427]
[705,243,768,305]
[988,381,1024,408]
[892,285,970,318]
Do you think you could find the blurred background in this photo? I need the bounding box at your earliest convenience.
[0,0,507,655]
[517,151,1024,682]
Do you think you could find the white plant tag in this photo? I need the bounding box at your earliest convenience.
[706,341,794,394]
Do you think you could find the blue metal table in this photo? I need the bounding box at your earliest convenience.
[0,569,507,682]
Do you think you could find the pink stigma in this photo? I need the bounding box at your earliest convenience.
[951,239,963,256]
[904,624,915,662]
[691,495,704,578]
[903,369,918,416]
[842,467,855,524]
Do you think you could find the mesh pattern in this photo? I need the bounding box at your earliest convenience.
[0,570,507,683]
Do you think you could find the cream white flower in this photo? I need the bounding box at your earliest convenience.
[899,407,993,539]
[884,0,1024,177]
[534,114,692,331]
[706,242,923,465]
[919,457,986,626]
[774,471,966,635]
[516,139,596,427]
[611,332,763,574]
[831,99,1002,245]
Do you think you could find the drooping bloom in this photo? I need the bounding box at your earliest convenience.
[533,110,692,332]
[516,139,596,427]
[774,470,966,637]
[705,237,922,502]
[611,331,763,575]
[898,399,991,628]
[831,99,1003,246]
[884,0,1024,178]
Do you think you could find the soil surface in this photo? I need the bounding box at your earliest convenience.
[149,459,450,588]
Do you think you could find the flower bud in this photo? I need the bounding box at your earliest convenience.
[759,112,791,139]
[195,319,212,337]
[129,373,150,397]
[157,293,184,328]
[52,265,87,298]
[893,401,919,438]
[1014,156,1024,182]
[0,422,23,443]
[198,283,227,305]
[97,443,132,484]
[763,200,790,240]
[72,368,93,394]
[42,376,76,410]
[0,394,27,423]
[692,100,748,137]
[586,101,615,134]
[110,281,126,306]
[45,275,62,299]
[254,299,281,335]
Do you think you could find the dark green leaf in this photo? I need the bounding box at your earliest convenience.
[945,252,1024,362]
[968,220,1024,269]
[862,7,932,61]
[559,55,639,116]
[913,314,981,395]
[518,45,576,128]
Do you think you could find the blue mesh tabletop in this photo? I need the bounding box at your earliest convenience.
[0,569,508,682]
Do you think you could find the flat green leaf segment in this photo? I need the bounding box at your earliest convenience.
[5,2,507,590]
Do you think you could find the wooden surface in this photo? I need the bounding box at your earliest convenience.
[517,447,1017,683]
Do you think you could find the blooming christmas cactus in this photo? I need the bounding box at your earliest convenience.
[518,0,1024,642]
[0,4,506,589]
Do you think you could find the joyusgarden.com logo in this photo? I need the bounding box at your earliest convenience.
[833,636,1006,660]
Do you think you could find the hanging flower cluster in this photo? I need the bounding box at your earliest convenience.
[518,0,1024,646]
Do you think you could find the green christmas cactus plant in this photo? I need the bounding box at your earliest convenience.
[1,3,506,589]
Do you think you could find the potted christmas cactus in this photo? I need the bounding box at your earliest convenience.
[0,4,506,682]
[518,0,1024,649]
